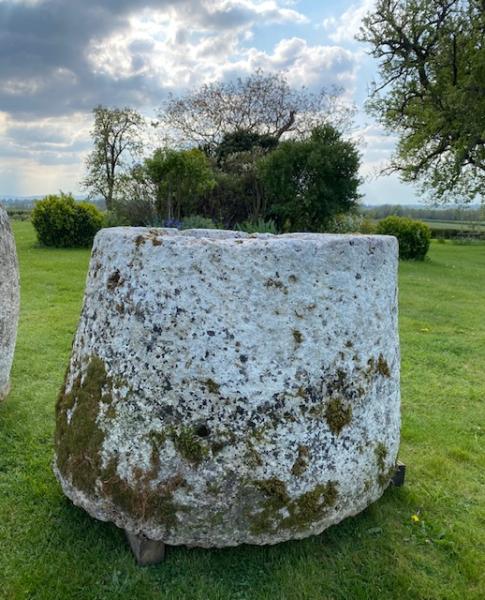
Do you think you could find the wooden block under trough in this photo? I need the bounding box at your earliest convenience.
[126,532,166,565]
[391,461,406,487]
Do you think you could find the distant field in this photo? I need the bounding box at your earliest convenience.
[1,222,484,599]
[421,219,485,231]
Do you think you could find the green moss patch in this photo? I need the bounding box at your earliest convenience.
[249,478,338,535]
[376,354,391,377]
[291,445,309,476]
[204,378,220,394]
[324,397,352,434]
[55,356,113,495]
[170,427,209,465]
[374,442,393,487]
[101,463,186,527]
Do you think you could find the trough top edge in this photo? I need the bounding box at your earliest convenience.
[95,226,397,245]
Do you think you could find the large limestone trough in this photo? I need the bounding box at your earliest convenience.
[54,227,400,549]
[0,207,19,401]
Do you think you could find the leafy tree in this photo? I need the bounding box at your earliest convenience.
[358,0,485,202]
[145,148,216,220]
[157,70,352,151]
[112,165,159,226]
[83,106,143,210]
[259,125,361,232]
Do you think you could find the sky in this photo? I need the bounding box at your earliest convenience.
[0,0,422,204]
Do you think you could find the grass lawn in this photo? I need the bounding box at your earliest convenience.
[1,222,484,600]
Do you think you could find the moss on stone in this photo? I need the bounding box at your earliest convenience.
[280,481,338,531]
[204,378,220,394]
[376,354,391,377]
[135,234,146,247]
[107,270,123,291]
[264,278,288,294]
[292,329,303,345]
[146,430,167,479]
[324,397,352,435]
[291,445,309,476]
[210,440,226,455]
[206,481,222,495]
[249,478,338,535]
[55,356,113,495]
[375,442,388,471]
[377,467,395,488]
[374,442,393,487]
[101,461,185,527]
[170,427,209,465]
[245,441,263,467]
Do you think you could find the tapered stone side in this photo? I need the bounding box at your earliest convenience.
[54,228,400,548]
[0,207,20,401]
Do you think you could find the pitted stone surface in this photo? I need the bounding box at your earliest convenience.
[0,207,19,401]
[54,227,400,547]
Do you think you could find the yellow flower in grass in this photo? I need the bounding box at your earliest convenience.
[411,514,420,523]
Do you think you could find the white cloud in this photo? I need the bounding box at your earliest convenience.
[2,0,404,199]
[323,0,374,44]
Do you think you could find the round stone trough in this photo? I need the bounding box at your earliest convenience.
[0,207,20,401]
[54,227,400,548]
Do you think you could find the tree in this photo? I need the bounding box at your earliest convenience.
[358,0,485,202]
[145,148,216,221]
[259,125,361,232]
[157,70,352,151]
[83,106,143,210]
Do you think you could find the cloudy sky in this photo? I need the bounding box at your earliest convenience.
[0,0,421,204]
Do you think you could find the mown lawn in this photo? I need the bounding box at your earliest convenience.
[1,222,484,600]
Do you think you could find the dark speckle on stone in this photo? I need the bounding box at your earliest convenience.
[107,270,123,292]
[195,424,210,438]
[207,331,215,337]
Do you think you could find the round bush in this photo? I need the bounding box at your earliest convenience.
[32,194,104,247]
[376,216,431,260]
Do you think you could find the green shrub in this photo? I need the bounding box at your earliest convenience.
[359,217,377,234]
[32,193,104,247]
[180,215,218,230]
[376,216,431,260]
[236,218,279,234]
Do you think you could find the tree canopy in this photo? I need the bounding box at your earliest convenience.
[259,125,361,232]
[157,70,352,151]
[358,0,485,202]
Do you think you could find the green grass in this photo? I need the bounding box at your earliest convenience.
[1,223,484,600]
